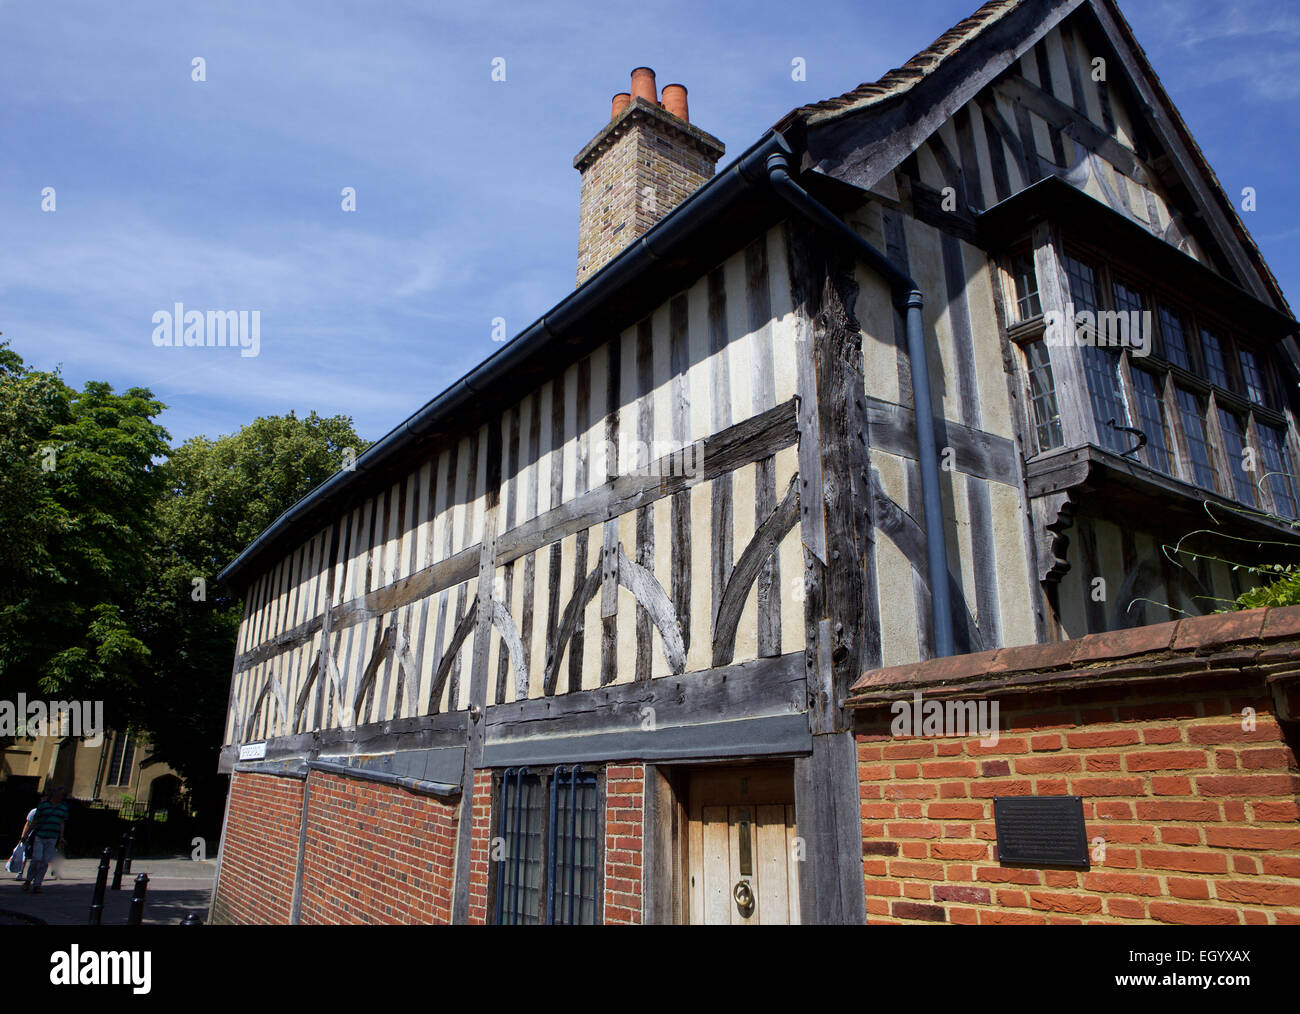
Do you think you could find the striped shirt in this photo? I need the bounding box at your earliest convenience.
[31,801,67,840]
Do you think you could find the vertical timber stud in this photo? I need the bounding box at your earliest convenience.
[289,773,310,924]
[786,220,872,925]
[452,420,503,924]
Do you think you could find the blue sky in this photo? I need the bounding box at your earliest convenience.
[3,0,1297,446]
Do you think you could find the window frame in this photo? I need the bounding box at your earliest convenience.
[1027,231,1300,510]
[488,764,606,925]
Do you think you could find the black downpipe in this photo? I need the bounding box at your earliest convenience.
[764,147,956,659]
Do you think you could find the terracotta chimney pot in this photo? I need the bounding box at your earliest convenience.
[630,67,657,105]
[661,83,689,121]
[611,92,631,120]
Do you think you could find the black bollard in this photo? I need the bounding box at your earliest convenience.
[110,833,127,891]
[126,873,149,926]
[124,826,136,874]
[87,847,111,925]
[180,913,203,926]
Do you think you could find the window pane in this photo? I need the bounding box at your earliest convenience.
[551,768,599,925]
[1081,346,1130,453]
[1113,280,1145,316]
[119,736,136,785]
[1062,253,1100,316]
[1239,348,1270,406]
[1011,253,1042,321]
[498,771,545,925]
[1132,371,1173,474]
[1159,305,1192,371]
[1200,329,1232,390]
[1259,424,1298,518]
[1175,387,1220,491]
[107,732,127,786]
[1024,341,1063,452]
[1216,409,1257,505]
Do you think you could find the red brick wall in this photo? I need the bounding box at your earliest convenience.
[298,771,459,924]
[211,771,303,925]
[467,768,492,925]
[604,764,645,924]
[857,675,1300,925]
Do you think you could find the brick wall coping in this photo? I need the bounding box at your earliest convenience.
[847,606,1300,708]
[307,760,461,799]
[232,758,310,780]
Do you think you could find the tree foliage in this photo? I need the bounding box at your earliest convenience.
[138,412,366,814]
[0,345,168,708]
[0,340,368,821]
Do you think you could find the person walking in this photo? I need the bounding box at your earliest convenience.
[22,785,68,894]
[6,804,37,879]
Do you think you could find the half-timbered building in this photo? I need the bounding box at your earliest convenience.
[210,0,1300,925]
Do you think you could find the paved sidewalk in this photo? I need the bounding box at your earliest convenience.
[0,855,216,926]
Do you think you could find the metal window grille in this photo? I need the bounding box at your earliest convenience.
[548,766,599,925]
[495,765,600,925]
[1024,341,1063,452]
[1175,388,1220,491]
[496,768,545,925]
[1216,409,1257,506]
[1132,370,1173,475]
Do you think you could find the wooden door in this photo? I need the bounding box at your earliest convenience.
[686,764,800,925]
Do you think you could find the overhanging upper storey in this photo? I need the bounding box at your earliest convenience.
[980,177,1299,343]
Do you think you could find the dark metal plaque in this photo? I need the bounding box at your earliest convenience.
[993,796,1089,867]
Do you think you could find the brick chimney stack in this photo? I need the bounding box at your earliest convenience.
[574,68,725,286]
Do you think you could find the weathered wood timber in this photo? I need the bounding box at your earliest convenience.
[712,475,800,668]
[491,654,805,735]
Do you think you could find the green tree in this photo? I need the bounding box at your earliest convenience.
[136,412,368,819]
[0,343,169,711]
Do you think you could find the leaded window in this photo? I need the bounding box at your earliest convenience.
[1175,387,1219,491]
[1062,253,1101,316]
[1200,329,1232,390]
[1113,279,1145,317]
[1132,370,1173,475]
[1240,348,1270,407]
[1159,305,1192,371]
[1259,424,1298,519]
[1011,253,1042,321]
[1024,340,1063,452]
[1081,346,1130,453]
[1216,409,1257,505]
